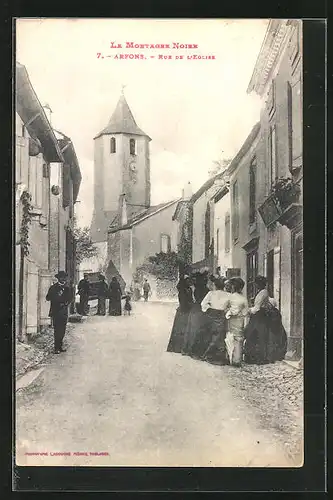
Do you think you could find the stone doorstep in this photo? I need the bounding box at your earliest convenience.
[16,367,45,391]
[283,359,303,371]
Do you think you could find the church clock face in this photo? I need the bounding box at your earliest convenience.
[129,161,137,183]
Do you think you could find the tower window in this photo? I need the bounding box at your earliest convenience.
[110,137,116,154]
[130,138,136,155]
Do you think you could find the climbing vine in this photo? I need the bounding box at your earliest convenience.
[20,191,33,256]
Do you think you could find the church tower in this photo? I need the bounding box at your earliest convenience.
[90,92,151,243]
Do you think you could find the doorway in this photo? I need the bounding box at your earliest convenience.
[291,227,303,359]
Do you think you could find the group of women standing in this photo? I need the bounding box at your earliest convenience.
[96,276,128,316]
[166,270,287,366]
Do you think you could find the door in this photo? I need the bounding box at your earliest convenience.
[293,230,303,356]
[267,249,274,298]
[246,249,258,306]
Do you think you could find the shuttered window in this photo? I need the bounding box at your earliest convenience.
[62,163,71,209]
[225,213,230,252]
[232,182,239,242]
[249,158,256,224]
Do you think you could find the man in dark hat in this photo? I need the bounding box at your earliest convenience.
[96,274,108,316]
[77,273,91,315]
[46,271,72,354]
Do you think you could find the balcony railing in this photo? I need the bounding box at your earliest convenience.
[258,186,302,230]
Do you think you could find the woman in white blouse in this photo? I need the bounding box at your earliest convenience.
[243,275,287,364]
[224,277,248,366]
[199,277,232,365]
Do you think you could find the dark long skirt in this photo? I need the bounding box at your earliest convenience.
[97,297,106,315]
[190,311,214,359]
[244,308,288,364]
[202,309,229,365]
[109,297,122,316]
[167,307,191,353]
[182,303,208,356]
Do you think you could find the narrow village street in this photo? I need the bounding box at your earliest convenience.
[16,302,300,468]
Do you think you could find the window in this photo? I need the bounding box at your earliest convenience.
[41,163,50,221]
[160,233,171,253]
[291,78,302,168]
[62,163,71,209]
[21,125,25,137]
[269,126,277,184]
[232,182,239,242]
[130,138,136,155]
[28,156,42,208]
[225,214,230,252]
[249,158,256,224]
[246,249,258,305]
[110,137,116,154]
[204,202,211,257]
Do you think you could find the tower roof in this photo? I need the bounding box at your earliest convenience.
[94,94,151,140]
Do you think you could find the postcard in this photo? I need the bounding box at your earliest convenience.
[15,18,303,469]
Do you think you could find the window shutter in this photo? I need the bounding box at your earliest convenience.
[62,163,71,209]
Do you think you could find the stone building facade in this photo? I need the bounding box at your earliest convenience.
[211,181,232,277]
[15,62,81,339]
[16,63,63,338]
[229,20,303,359]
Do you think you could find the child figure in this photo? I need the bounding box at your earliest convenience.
[122,291,132,316]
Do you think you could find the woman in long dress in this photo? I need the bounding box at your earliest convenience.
[243,275,288,364]
[108,277,122,316]
[225,277,248,366]
[200,277,231,365]
[181,271,210,356]
[167,275,193,353]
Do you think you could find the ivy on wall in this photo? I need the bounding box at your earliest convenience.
[20,191,33,256]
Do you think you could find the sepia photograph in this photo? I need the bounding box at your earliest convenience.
[14,18,303,468]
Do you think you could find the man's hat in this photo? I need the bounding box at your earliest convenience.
[55,270,67,279]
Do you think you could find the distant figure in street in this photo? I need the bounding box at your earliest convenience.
[122,290,132,316]
[133,282,141,301]
[243,275,288,365]
[108,277,122,316]
[96,274,108,316]
[46,271,72,354]
[167,275,193,353]
[225,277,248,366]
[142,279,151,302]
[78,274,90,315]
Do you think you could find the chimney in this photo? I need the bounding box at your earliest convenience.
[183,181,192,200]
[118,194,128,226]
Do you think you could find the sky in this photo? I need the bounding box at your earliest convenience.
[16,18,268,227]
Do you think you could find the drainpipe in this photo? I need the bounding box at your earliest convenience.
[18,245,25,342]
